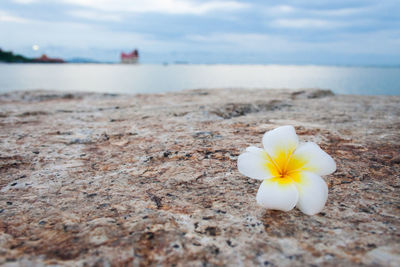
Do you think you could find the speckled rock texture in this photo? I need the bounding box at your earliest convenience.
[0,88,399,266]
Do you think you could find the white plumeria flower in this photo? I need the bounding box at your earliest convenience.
[237,125,336,215]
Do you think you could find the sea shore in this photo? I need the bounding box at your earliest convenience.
[0,88,399,266]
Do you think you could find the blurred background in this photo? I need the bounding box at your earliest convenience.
[1,0,399,95]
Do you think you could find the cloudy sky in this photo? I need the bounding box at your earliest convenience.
[1,0,399,64]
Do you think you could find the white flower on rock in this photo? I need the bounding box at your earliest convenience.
[237,125,336,215]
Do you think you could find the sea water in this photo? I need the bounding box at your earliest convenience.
[0,63,399,95]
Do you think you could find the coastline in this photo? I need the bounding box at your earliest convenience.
[0,88,399,266]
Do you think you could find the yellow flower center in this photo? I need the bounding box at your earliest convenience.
[263,148,307,185]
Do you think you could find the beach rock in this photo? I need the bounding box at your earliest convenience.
[0,88,399,266]
[291,89,335,99]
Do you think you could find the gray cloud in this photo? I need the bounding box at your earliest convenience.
[1,0,399,64]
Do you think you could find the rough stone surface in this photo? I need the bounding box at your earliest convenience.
[0,88,399,266]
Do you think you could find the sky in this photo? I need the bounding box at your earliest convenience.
[0,0,399,65]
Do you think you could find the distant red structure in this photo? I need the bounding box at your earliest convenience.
[33,54,64,63]
[121,49,139,64]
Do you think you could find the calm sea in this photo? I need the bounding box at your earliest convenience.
[0,63,399,95]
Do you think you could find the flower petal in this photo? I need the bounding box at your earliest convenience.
[256,178,299,211]
[262,125,299,170]
[237,146,279,180]
[293,171,328,215]
[246,146,264,153]
[289,142,336,176]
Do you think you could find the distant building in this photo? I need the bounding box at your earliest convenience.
[121,49,139,64]
[33,54,64,63]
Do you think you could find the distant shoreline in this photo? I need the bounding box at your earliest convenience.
[0,61,399,68]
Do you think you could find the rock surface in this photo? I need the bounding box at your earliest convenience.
[0,88,399,266]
